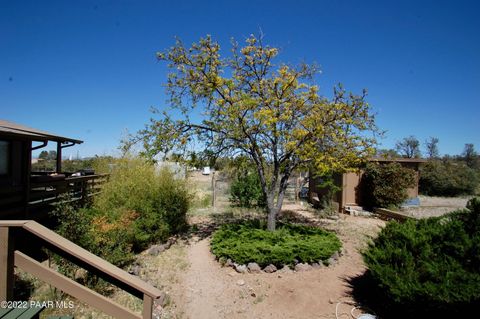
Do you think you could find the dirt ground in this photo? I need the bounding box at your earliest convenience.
[139,203,386,319]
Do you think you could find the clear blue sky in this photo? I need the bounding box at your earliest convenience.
[1,0,479,158]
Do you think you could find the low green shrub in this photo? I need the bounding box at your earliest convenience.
[229,170,266,208]
[211,220,341,267]
[420,159,479,196]
[362,162,416,208]
[363,197,480,315]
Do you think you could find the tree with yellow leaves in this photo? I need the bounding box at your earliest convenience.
[126,34,379,231]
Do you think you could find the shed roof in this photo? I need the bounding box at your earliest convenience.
[369,157,427,163]
[0,120,83,144]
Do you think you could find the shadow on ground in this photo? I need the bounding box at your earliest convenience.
[345,271,476,319]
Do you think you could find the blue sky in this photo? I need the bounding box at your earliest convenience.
[1,0,479,158]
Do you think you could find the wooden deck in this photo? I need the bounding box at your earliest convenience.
[0,174,108,219]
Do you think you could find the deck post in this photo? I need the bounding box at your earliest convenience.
[56,141,62,173]
[0,227,15,301]
[142,294,153,319]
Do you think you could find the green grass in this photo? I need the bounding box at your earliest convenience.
[210,220,341,267]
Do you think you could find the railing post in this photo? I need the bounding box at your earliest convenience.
[0,227,15,301]
[142,294,153,319]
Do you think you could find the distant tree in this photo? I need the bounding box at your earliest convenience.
[425,137,440,159]
[376,148,400,159]
[396,136,421,158]
[125,34,379,230]
[48,150,57,160]
[39,150,49,160]
[169,153,183,162]
[462,143,478,168]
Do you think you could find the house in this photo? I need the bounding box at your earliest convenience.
[309,158,426,212]
[0,120,106,220]
[0,120,161,318]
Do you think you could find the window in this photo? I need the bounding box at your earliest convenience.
[0,140,9,175]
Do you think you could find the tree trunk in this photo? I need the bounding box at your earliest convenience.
[267,206,278,231]
[266,193,277,231]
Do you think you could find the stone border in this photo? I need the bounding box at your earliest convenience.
[220,249,343,274]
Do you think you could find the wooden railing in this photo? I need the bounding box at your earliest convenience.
[29,174,109,206]
[0,174,109,219]
[0,220,162,319]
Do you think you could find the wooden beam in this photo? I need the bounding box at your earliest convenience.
[14,251,141,319]
[0,227,15,301]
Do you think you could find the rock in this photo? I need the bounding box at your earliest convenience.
[278,265,292,273]
[235,264,248,273]
[226,258,235,267]
[327,257,337,266]
[236,279,245,286]
[247,262,261,273]
[329,298,335,304]
[148,244,166,256]
[294,263,312,272]
[332,251,340,261]
[263,264,277,273]
[128,263,141,276]
[311,262,323,269]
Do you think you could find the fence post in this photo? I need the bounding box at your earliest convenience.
[212,172,216,209]
[0,227,15,301]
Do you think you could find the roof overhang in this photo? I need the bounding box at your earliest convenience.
[0,120,83,144]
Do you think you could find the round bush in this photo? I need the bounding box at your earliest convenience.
[363,197,480,315]
[362,162,416,208]
[210,220,341,267]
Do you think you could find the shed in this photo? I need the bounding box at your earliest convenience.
[309,158,426,212]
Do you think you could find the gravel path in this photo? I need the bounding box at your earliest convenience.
[401,195,471,218]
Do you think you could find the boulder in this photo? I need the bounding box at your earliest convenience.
[327,257,337,266]
[311,262,323,269]
[263,264,277,273]
[294,263,312,272]
[278,265,292,273]
[247,262,262,273]
[226,258,235,267]
[235,264,248,273]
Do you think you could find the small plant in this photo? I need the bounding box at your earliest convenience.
[229,170,266,208]
[363,197,480,316]
[362,162,416,208]
[211,220,341,267]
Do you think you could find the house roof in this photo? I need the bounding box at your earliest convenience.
[0,120,83,144]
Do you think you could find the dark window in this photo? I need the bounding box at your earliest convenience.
[0,140,10,175]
